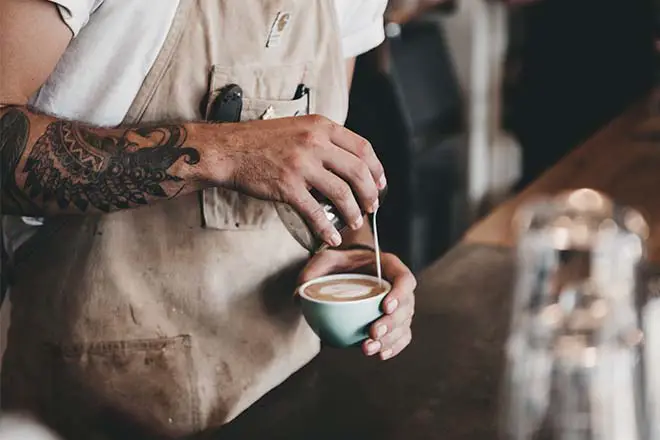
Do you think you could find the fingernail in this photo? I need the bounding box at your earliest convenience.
[385,299,398,314]
[376,325,387,339]
[381,349,393,360]
[351,216,363,230]
[370,199,379,213]
[378,175,387,190]
[367,340,381,355]
[330,230,342,247]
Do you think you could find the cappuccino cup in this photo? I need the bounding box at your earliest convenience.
[297,274,391,348]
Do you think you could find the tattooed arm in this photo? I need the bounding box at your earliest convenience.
[1,0,385,246]
[0,2,229,216]
[1,107,215,216]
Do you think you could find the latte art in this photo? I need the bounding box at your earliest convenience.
[319,283,372,299]
[303,278,387,302]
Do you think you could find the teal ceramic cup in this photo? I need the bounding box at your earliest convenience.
[297,274,392,348]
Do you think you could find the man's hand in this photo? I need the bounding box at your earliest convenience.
[0,0,387,241]
[214,115,387,247]
[299,248,416,360]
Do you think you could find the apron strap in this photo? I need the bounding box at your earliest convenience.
[121,0,193,125]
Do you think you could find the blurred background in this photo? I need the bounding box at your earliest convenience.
[347,0,660,272]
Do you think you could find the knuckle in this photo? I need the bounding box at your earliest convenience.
[297,129,321,147]
[308,203,326,221]
[355,138,372,158]
[331,182,353,204]
[307,114,327,126]
[372,318,390,337]
[327,119,343,137]
[352,162,373,186]
[308,204,333,231]
[288,153,307,174]
[395,308,410,325]
[301,203,334,239]
[387,327,405,345]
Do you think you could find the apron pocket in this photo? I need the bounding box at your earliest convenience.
[49,335,200,439]
[201,63,316,231]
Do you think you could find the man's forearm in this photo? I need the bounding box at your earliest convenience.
[0,106,225,216]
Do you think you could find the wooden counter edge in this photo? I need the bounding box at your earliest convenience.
[463,91,657,251]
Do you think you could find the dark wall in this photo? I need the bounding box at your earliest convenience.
[509,0,656,187]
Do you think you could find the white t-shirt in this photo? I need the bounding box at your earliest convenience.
[4,0,386,255]
[34,0,387,126]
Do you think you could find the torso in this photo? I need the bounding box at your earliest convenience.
[2,1,350,437]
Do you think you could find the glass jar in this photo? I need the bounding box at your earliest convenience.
[501,188,649,440]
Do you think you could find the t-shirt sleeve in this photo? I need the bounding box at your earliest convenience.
[46,0,105,36]
[336,0,387,58]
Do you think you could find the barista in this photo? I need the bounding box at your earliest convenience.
[0,0,415,438]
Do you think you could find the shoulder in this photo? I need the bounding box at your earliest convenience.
[332,0,387,58]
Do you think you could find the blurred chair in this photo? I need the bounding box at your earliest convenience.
[451,0,521,216]
[345,3,466,271]
[346,0,525,271]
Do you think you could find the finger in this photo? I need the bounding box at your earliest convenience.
[308,170,363,231]
[362,338,381,357]
[378,253,416,314]
[376,325,407,351]
[369,303,413,340]
[287,185,342,248]
[379,328,412,361]
[298,249,374,284]
[321,147,380,215]
[327,122,386,190]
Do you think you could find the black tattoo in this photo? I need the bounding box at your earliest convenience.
[0,108,38,214]
[1,108,201,214]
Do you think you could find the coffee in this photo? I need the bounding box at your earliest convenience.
[298,274,392,347]
[302,277,387,302]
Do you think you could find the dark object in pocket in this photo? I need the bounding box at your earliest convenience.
[207,84,243,123]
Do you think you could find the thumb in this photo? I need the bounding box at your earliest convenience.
[298,249,374,284]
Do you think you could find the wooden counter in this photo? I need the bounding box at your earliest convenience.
[466,92,660,262]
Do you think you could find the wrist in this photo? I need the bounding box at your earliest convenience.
[186,122,238,187]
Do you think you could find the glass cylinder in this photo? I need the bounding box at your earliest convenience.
[501,188,649,440]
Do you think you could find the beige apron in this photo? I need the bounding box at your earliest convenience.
[1,1,348,438]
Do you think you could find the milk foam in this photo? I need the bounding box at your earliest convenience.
[318,283,373,299]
